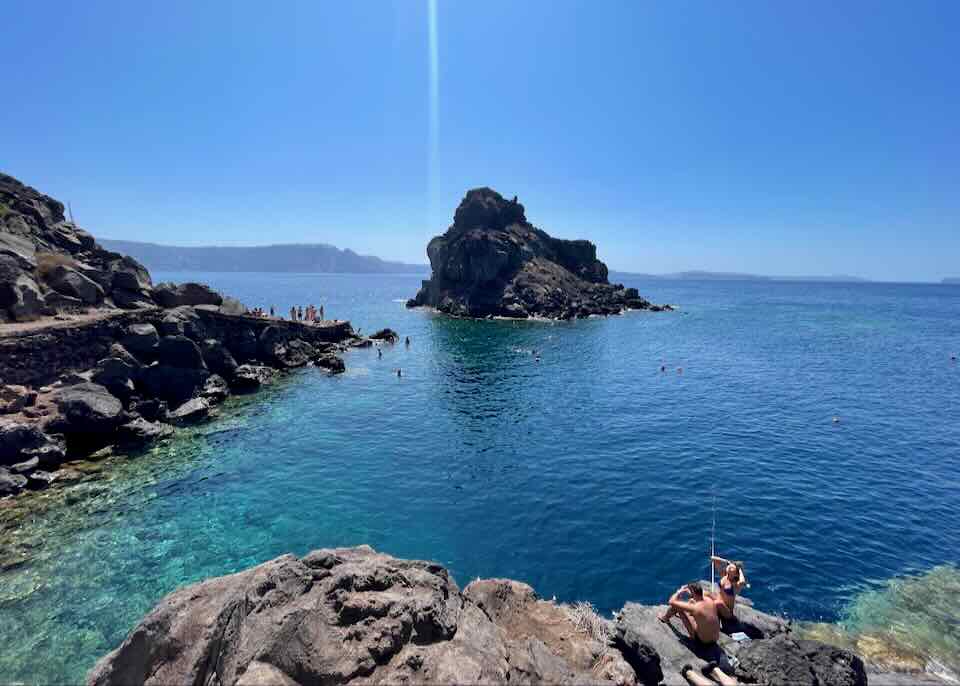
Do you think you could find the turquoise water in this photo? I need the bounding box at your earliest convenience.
[2,274,959,683]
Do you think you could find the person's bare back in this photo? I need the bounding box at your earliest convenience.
[688,596,720,643]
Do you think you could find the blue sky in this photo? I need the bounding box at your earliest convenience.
[2,1,957,280]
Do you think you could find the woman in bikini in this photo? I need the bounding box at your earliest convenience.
[709,556,747,620]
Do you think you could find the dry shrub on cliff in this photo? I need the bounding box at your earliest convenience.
[564,600,611,643]
[36,252,77,278]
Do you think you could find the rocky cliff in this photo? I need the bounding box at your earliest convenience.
[87,546,873,686]
[408,188,669,319]
[0,172,193,321]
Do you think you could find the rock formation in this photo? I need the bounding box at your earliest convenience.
[0,172,155,321]
[0,173,387,498]
[88,546,870,686]
[408,188,670,319]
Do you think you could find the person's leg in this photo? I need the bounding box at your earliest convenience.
[677,609,699,640]
[658,605,679,622]
[705,666,738,686]
[680,665,716,686]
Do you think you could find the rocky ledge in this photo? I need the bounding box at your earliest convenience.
[88,546,877,686]
[0,307,366,498]
[407,188,670,320]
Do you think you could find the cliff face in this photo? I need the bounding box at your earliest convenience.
[0,173,216,322]
[408,188,667,319]
[87,546,869,686]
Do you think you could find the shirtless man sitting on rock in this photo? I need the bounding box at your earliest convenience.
[659,582,738,686]
[659,581,720,645]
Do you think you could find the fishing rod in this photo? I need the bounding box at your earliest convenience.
[710,494,717,595]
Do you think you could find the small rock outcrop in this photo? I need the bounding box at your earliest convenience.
[87,547,870,686]
[408,188,669,319]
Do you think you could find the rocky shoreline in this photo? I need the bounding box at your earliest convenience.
[86,545,930,686]
[0,172,399,498]
[408,188,672,320]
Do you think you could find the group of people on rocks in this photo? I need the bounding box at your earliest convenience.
[657,555,748,686]
[246,304,328,323]
[289,304,324,322]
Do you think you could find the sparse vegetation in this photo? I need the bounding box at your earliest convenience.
[36,252,78,279]
[564,600,611,643]
[0,201,12,219]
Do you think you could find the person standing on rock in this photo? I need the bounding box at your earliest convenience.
[658,582,720,647]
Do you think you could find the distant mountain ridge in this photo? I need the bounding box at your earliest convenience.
[610,269,871,283]
[99,240,427,274]
[943,277,960,285]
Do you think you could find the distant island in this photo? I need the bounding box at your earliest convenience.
[99,240,427,275]
[943,277,960,285]
[610,270,872,283]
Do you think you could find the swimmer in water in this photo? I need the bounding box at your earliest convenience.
[397,368,402,377]
[377,348,382,359]
[405,336,410,347]
[832,416,840,424]
[677,367,683,374]
[660,364,666,373]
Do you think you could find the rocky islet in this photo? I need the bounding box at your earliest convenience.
[408,187,672,320]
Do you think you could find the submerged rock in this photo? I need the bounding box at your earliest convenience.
[117,417,174,445]
[408,188,663,319]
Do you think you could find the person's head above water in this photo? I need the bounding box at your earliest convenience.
[686,581,704,599]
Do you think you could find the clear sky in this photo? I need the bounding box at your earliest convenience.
[2,1,958,281]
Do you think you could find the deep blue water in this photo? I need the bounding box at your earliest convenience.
[2,274,959,682]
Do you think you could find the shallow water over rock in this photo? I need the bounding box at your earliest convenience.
[1,273,958,683]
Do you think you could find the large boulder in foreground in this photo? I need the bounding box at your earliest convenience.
[407,188,665,319]
[87,546,634,686]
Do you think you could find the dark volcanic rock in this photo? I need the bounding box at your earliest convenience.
[158,306,207,340]
[122,323,160,357]
[0,470,28,495]
[153,282,222,308]
[87,546,633,686]
[408,188,662,319]
[129,398,167,423]
[117,417,174,445]
[231,364,278,392]
[0,422,50,466]
[111,287,155,310]
[91,357,138,401]
[43,289,84,313]
[735,634,866,686]
[156,335,206,369]
[200,338,239,379]
[46,264,105,305]
[0,254,44,321]
[54,383,125,433]
[168,397,213,424]
[199,374,230,403]
[140,365,209,405]
[370,327,399,342]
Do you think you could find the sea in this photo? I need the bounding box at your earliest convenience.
[1,273,958,683]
